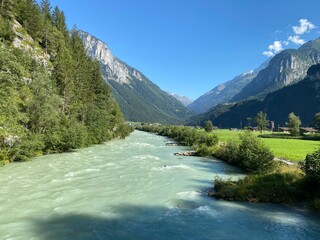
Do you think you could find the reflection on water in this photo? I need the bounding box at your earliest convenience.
[0,131,319,240]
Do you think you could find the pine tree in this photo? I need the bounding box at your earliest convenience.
[40,0,51,21]
[52,6,68,39]
[19,0,42,40]
[39,0,52,54]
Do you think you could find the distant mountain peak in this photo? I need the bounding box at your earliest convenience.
[167,92,193,107]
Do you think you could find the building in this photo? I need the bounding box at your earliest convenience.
[278,127,290,133]
[300,127,318,134]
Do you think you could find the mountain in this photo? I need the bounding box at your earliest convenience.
[232,38,320,102]
[189,64,320,128]
[79,31,191,124]
[168,93,193,107]
[188,60,269,113]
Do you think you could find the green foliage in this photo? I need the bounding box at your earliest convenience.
[254,111,268,133]
[286,112,301,136]
[213,169,304,203]
[138,125,218,156]
[216,140,239,165]
[109,78,190,124]
[305,148,320,177]
[238,131,275,173]
[0,16,14,42]
[213,164,320,211]
[215,131,275,173]
[204,120,214,132]
[0,0,133,164]
[15,0,43,40]
[314,112,320,129]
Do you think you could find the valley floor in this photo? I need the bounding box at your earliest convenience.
[210,130,320,161]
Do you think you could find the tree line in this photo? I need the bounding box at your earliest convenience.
[0,0,133,165]
[205,110,320,136]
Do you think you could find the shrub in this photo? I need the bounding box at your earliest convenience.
[223,140,239,164]
[238,131,275,174]
[305,149,320,177]
[195,144,216,157]
[213,172,304,203]
[197,133,218,147]
[309,197,320,211]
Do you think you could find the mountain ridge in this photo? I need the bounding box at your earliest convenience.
[189,64,320,128]
[232,37,320,102]
[79,30,191,124]
[188,60,269,113]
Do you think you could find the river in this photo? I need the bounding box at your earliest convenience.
[0,131,319,240]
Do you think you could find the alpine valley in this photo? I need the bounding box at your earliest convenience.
[79,31,192,124]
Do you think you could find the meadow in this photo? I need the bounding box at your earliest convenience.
[210,129,320,161]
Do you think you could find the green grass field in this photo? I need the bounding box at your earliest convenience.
[211,129,320,161]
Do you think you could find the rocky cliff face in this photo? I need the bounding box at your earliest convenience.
[232,38,320,102]
[79,31,144,84]
[79,31,191,124]
[188,60,269,114]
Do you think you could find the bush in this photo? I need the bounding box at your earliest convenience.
[305,149,320,177]
[197,133,218,147]
[238,131,275,174]
[195,144,215,157]
[309,197,320,211]
[223,140,239,164]
[213,172,304,203]
[213,131,275,173]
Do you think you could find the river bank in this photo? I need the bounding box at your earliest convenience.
[137,125,320,212]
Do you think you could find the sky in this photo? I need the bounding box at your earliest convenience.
[48,0,320,100]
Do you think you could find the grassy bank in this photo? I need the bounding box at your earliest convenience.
[210,129,320,161]
[212,164,320,211]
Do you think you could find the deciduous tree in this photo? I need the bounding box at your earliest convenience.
[204,120,214,132]
[286,112,301,136]
[254,111,268,134]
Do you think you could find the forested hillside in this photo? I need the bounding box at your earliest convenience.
[0,0,132,165]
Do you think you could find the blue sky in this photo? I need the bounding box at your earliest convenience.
[48,0,320,100]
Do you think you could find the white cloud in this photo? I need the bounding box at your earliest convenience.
[292,19,316,35]
[262,51,274,57]
[268,41,283,52]
[262,19,316,57]
[288,35,306,45]
[262,41,284,57]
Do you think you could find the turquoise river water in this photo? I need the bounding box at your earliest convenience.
[0,130,320,240]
